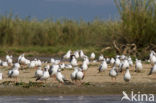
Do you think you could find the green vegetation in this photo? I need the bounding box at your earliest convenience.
[114,0,156,47]
[0,0,156,57]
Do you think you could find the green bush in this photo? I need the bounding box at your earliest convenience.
[114,0,156,47]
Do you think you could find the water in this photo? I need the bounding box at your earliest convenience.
[0,95,153,103]
[0,96,124,103]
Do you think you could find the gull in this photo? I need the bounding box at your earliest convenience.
[81,61,88,71]
[90,52,95,60]
[35,66,43,78]
[114,57,121,67]
[98,60,107,72]
[110,58,115,66]
[36,66,50,82]
[29,61,36,68]
[60,63,65,69]
[6,55,13,66]
[124,68,131,82]
[75,68,85,84]
[99,54,104,61]
[70,55,78,66]
[150,51,156,66]
[135,59,143,72]
[56,69,65,83]
[49,64,59,77]
[74,51,79,58]
[120,59,129,73]
[106,58,110,64]
[83,56,90,65]
[109,66,117,81]
[2,61,8,67]
[80,50,85,58]
[50,58,55,64]
[63,50,71,59]
[8,64,20,81]
[70,67,79,82]
[128,56,133,66]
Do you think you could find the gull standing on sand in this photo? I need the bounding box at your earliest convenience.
[8,63,20,81]
[120,59,129,73]
[114,57,121,67]
[6,55,13,66]
[1,61,8,67]
[83,56,90,65]
[74,51,79,58]
[76,68,84,83]
[35,66,43,78]
[128,56,133,66]
[60,63,65,69]
[106,58,110,64]
[36,66,50,82]
[63,50,71,59]
[19,54,27,65]
[29,60,37,68]
[56,69,65,84]
[99,54,104,61]
[124,68,131,82]
[81,61,88,71]
[98,60,107,72]
[50,58,55,64]
[49,64,59,77]
[90,52,95,60]
[150,51,156,66]
[110,58,115,66]
[135,59,143,72]
[70,55,78,66]
[71,67,79,82]
[80,50,85,58]
[109,66,117,80]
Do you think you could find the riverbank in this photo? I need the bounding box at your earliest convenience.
[0,63,156,96]
[0,82,156,96]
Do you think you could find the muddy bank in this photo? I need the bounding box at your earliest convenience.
[0,82,156,96]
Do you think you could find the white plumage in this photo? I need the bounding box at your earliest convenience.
[35,66,43,78]
[135,59,143,72]
[81,61,88,71]
[90,52,95,60]
[124,68,131,82]
[99,60,107,72]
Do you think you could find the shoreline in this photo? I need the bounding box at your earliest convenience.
[0,82,156,96]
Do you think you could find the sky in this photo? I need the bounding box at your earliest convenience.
[0,0,118,21]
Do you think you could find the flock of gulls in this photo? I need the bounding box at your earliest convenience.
[0,50,156,86]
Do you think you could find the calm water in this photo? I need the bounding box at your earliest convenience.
[0,95,148,103]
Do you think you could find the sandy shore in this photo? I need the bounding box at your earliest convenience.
[0,63,156,96]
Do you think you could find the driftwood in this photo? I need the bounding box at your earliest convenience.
[113,41,121,54]
[113,41,137,56]
[101,47,111,52]
[145,43,156,51]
